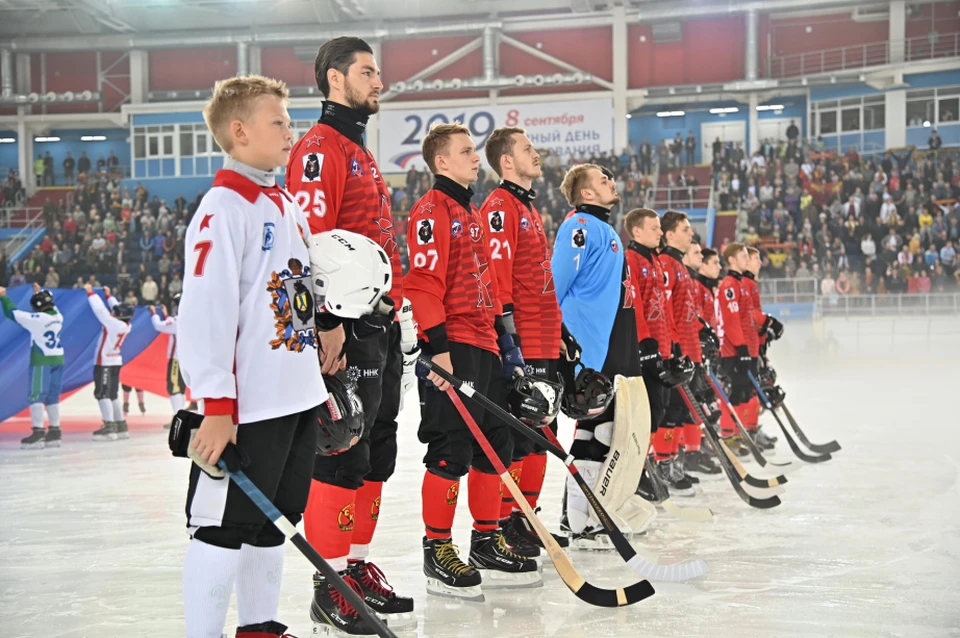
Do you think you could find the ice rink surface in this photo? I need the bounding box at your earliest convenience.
[2,331,960,637]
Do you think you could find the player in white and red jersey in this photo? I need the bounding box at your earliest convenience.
[85,283,133,441]
[149,293,185,425]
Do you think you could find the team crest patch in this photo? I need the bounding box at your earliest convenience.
[641,267,649,277]
[267,258,317,352]
[302,153,323,182]
[262,222,275,252]
[663,271,669,286]
[350,158,363,177]
[371,496,381,521]
[337,503,355,532]
[451,219,463,238]
[572,227,587,248]
[488,210,505,233]
[446,482,459,505]
[520,216,530,232]
[724,288,736,300]
[417,219,435,245]
[611,239,619,253]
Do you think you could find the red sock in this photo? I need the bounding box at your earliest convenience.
[748,396,761,428]
[683,423,701,452]
[352,480,383,547]
[518,452,548,509]
[671,427,682,456]
[468,468,502,532]
[718,401,737,437]
[652,427,674,461]
[499,461,523,520]
[304,481,356,561]
[422,470,459,540]
[734,403,755,431]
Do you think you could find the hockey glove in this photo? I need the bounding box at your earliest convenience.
[171,411,249,479]
[762,314,784,341]
[559,322,582,363]
[671,342,684,360]
[498,333,525,379]
[733,345,751,376]
[638,338,662,378]
[398,298,421,409]
[659,355,695,388]
[347,296,396,342]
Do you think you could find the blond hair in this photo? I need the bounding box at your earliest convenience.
[202,75,289,153]
[422,122,471,174]
[745,246,760,256]
[623,208,658,235]
[560,163,602,207]
[723,242,746,261]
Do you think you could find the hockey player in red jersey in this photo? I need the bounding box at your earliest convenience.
[744,246,782,450]
[478,127,578,556]
[405,123,540,601]
[717,243,757,453]
[284,37,415,633]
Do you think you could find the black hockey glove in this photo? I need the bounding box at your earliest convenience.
[560,322,582,363]
[762,314,784,341]
[638,338,662,378]
[346,296,396,342]
[659,355,695,388]
[733,345,751,376]
[498,333,525,379]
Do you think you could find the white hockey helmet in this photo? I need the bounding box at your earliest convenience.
[308,230,392,319]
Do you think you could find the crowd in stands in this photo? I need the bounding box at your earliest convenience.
[712,125,960,295]
[30,150,122,188]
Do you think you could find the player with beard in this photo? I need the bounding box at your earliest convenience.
[285,36,416,634]
[478,128,580,555]
[552,165,642,542]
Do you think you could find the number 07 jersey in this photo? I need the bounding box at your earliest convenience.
[285,118,403,302]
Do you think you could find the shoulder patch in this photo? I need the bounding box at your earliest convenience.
[488,210,505,233]
[301,152,323,182]
[724,287,736,300]
[520,215,530,232]
[610,239,619,253]
[416,219,435,245]
[572,227,587,248]
[451,219,463,238]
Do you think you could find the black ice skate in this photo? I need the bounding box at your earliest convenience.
[347,560,417,630]
[658,458,695,497]
[237,620,290,637]
[722,433,751,457]
[311,571,378,636]
[422,536,483,602]
[754,426,777,450]
[21,428,45,450]
[115,420,130,440]
[685,449,722,475]
[93,422,118,441]
[44,427,61,448]
[500,512,540,559]
[468,529,542,589]
[636,469,659,503]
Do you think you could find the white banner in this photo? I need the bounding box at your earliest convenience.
[377,98,613,173]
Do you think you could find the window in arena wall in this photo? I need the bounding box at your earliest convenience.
[841,97,861,132]
[818,110,837,135]
[937,87,960,124]
[863,96,885,131]
[906,89,936,127]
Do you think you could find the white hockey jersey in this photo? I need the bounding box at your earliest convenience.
[151,312,178,360]
[178,166,327,424]
[11,308,65,363]
[88,293,131,367]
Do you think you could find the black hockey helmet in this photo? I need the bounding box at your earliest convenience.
[508,374,563,427]
[170,293,181,317]
[112,302,135,322]
[316,373,365,456]
[557,358,613,420]
[30,289,55,312]
[659,355,695,388]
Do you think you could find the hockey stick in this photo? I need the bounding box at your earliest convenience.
[781,402,841,454]
[757,359,841,454]
[677,384,787,489]
[643,455,715,522]
[422,359,708,582]
[706,371,798,471]
[747,371,832,464]
[217,462,397,638]
[444,388,655,607]
[677,385,782,509]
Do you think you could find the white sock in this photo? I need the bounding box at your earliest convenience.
[171,393,186,412]
[29,403,45,429]
[98,398,113,422]
[328,556,349,573]
[182,539,239,638]
[349,544,369,562]
[235,544,285,627]
[112,399,124,422]
[46,403,60,428]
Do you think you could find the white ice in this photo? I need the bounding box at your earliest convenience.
[2,324,960,637]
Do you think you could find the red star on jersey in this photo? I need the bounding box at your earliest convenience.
[488,197,504,208]
[540,258,555,294]
[304,133,325,148]
[376,194,398,257]
[418,202,436,215]
[622,266,636,310]
[199,213,214,231]
[472,252,494,309]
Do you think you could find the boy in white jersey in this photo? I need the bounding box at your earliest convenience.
[149,293,185,427]
[177,75,327,638]
[0,283,65,449]
[84,283,133,441]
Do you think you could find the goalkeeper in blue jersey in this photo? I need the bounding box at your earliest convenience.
[0,283,65,449]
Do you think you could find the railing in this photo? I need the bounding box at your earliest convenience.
[2,208,44,260]
[0,205,42,229]
[817,292,960,317]
[655,185,712,210]
[759,277,818,305]
[769,32,960,79]
[29,165,130,188]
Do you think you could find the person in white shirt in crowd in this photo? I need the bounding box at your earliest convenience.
[861,233,877,260]
[85,284,134,441]
[880,193,898,224]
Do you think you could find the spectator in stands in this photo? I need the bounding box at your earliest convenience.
[63,152,75,186]
[108,151,119,173]
[158,252,171,277]
[44,266,59,288]
[8,266,25,287]
[924,244,940,268]
[139,231,153,263]
[929,129,943,152]
[861,233,877,260]
[168,271,183,299]
[639,139,652,174]
[152,231,165,260]
[77,152,91,177]
[940,240,956,271]
[786,120,799,143]
[123,289,138,306]
[141,274,158,304]
[96,156,106,173]
[34,155,44,188]
[685,131,696,167]
[43,152,54,186]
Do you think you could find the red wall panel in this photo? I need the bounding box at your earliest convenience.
[381,36,479,85]
[260,46,315,88]
[628,17,745,89]
[905,1,960,37]
[44,52,98,114]
[770,13,888,57]
[100,52,131,112]
[503,28,612,80]
[150,48,237,91]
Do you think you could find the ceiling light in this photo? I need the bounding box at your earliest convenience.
[756,104,784,111]
[710,107,739,114]
[34,136,60,142]
[81,135,107,142]
[0,137,15,143]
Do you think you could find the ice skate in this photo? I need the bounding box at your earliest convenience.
[43,427,61,448]
[422,536,484,602]
[500,511,541,559]
[658,458,695,497]
[21,429,45,450]
[686,449,722,475]
[93,422,118,441]
[115,420,130,440]
[347,560,417,630]
[468,529,542,589]
[310,571,378,636]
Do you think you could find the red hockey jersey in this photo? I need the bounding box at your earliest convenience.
[626,241,673,358]
[743,272,767,347]
[694,274,718,331]
[659,246,702,363]
[404,177,502,356]
[285,116,403,302]
[718,271,759,357]
[480,182,561,360]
